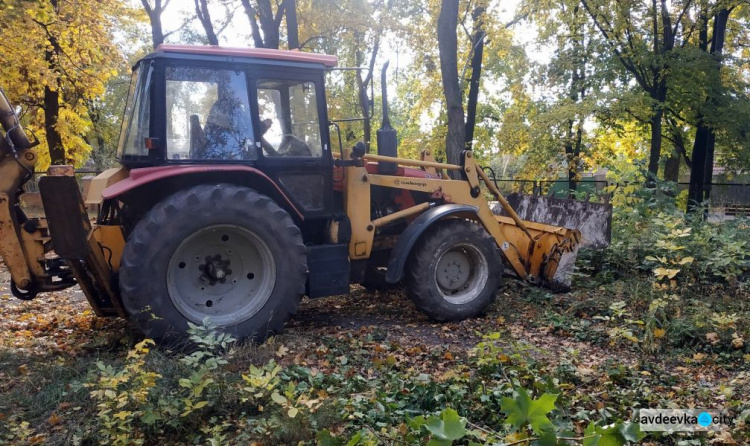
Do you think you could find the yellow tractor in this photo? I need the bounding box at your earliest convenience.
[0,45,608,342]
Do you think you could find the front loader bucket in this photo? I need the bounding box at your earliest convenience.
[493,193,612,249]
[489,194,612,292]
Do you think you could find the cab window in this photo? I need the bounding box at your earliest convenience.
[118,64,152,158]
[257,79,322,158]
[166,67,255,161]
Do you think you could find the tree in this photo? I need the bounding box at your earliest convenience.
[286,0,299,49]
[581,0,693,181]
[141,0,168,48]
[464,1,487,152]
[437,0,465,169]
[0,0,138,167]
[241,0,286,49]
[687,5,734,211]
[195,0,220,45]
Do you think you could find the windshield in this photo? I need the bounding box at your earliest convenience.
[117,63,152,158]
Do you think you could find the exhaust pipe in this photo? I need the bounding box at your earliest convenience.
[376,61,398,174]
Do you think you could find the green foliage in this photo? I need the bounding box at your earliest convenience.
[87,339,160,445]
[423,408,468,446]
[501,388,557,435]
[583,421,645,446]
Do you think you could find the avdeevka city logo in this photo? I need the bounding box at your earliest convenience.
[697,412,713,427]
[637,409,735,432]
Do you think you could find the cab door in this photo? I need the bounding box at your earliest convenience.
[250,69,333,218]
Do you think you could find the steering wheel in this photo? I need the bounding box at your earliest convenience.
[278,134,312,157]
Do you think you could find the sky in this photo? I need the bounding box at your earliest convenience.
[151,0,553,137]
[155,0,550,73]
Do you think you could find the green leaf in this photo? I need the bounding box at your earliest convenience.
[139,411,160,425]
[583,422,599,446]
[425,408,467,443]
[345,431,363,446]
[532,431,559,446]
[271,392,287,405]
[317,429,343,446]
[582,421,641,446]
[501,388,558,434]
[288,407,299,418]
[618,422,645,442]
[192,401,208,410]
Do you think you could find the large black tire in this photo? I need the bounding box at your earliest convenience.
[406,219,502,321]
[119,184,307,343]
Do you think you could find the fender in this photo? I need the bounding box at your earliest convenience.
[101,165,303,219]
[385,203,478,284]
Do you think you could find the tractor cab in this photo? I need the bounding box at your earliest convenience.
[117,45,338,217]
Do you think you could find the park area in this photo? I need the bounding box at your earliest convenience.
[2,0,750,444]
[1,189,748,444]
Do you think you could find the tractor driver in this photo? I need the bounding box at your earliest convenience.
[200,75,255,160]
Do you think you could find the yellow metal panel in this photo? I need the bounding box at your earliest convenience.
[0,193,33,288]
[85,167,129,206]
[344,152,374,259]
[93,225,126,271]
[363,153,462,171]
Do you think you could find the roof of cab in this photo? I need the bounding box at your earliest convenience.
[154,44,338,68]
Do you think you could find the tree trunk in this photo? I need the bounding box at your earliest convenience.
[141,0,165,49]
[241,0,284,49]
[464,5,485,151]
[687,8,730,212]
[646,94,664,183]
[258,0,283,49]
[42,21,65,165]
[701,9,729,204]
[437,0,465,174]
[664,153,679,182]
[195,0,220,45]
[285,0,299,49]
[44,85,64,165]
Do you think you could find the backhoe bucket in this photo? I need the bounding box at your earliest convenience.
[489,193,611,291]
[493,193,612,249]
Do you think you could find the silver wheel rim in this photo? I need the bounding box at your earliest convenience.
[167,224,276,327]
[434,243,489,305]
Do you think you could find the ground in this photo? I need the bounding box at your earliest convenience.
[0,265,748,445]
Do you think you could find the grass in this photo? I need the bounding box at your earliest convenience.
[0,266,748,444]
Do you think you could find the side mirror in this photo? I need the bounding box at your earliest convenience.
[351,141,366,159]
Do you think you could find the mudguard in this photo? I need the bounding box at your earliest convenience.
[384,204,478,284]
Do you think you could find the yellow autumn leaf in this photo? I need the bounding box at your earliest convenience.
[113,411,131,420]
[653,267,680,279]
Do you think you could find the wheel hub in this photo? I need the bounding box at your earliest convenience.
[166,225,276,327]
[433,244,490,305]
[437,251,471,291]
[199,254,233,285]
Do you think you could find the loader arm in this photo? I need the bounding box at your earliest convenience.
[342,148,582,290]
[0,135,42,293]
[0,89,122,312]
[0,88,48,296]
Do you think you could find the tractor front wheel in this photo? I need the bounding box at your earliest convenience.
[119,184,307,344]
[406,220,502,321]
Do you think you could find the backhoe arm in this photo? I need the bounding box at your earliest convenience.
[0,89,42,294]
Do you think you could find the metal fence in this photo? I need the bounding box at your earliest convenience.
[490,178,750,215]
[22,169,101,194]
[19,170,750,215]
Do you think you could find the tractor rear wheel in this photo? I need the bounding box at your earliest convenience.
[119,184,307,344]
[406,220,502,321]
